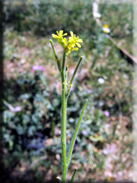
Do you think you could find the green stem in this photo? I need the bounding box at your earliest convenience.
[65,65,68,82]
[61,50,67,183]
[62,50,66,78]
[70,56,83,85]
[50,39,61,73]
[51,121,55,137]
[66,99,88,167]
[70,168,77,183]
[66,56,83,97]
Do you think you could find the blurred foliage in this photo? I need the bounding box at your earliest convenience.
[4,0,96,36]
[4,0,133,38]
[3,71,49,160]
[99,3,133,38]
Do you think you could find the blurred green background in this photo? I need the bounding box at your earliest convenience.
[3,0,133,182]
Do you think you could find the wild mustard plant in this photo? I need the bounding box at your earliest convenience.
[50,30,88,183]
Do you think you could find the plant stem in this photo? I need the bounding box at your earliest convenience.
[50,39,61,73]
[61,50,67,183]
[70,56,83,85]
[70,168,77,183]
[66,56,83,97]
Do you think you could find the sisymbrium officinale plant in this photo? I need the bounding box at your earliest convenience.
[50,30,88,183]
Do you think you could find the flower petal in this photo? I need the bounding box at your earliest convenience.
[70,31,73,37]
[73,48,78,51]
[52,34,58,38]
[76,43,81,48]
[78,39,83,43]
[63,38,67,44]
[63,33,67,36]
[60,30,63,35]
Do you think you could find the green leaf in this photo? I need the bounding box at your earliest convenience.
[89,135,103,142]
[28,126,36,136]
[19,93,31,100]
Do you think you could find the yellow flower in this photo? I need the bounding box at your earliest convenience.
[52,30,67,39]
[65,31,83,55]
[52,30,83,55]
[52,30,67,47]
[69,31,83,48]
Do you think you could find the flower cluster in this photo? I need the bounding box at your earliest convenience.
[66,81,73,94]
[52,30,83,55]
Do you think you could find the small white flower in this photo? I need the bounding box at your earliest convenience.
[98,78,105,84]
[20,59,26,64]
[103,27,110,33]
[103,24,110,33]
[93,12,101,18]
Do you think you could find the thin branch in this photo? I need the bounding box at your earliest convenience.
[27,155,47,171]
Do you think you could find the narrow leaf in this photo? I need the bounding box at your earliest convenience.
[70,168,77,183]
[66,99,88,167]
